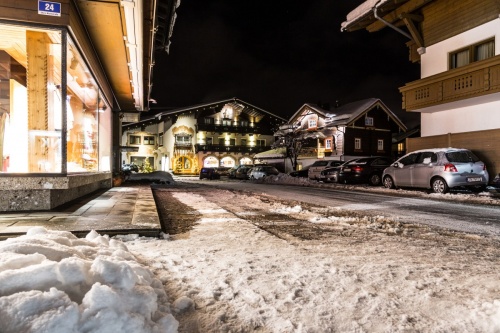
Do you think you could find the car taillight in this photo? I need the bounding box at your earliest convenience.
[444,163,458,172]
[352,166,363,172]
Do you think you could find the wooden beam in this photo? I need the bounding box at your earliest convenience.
[367,0,435,33]
[402,16,424,48]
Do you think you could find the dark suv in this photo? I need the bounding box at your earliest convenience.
[199,167,220,180]
[337,156,393,185]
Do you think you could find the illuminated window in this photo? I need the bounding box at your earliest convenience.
[355,138,361,150]
[144,136,155,145]
[130,135,141,145]
[325,139,332,149]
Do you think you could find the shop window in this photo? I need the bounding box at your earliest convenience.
[450,39,495,69]
[130,135,141,145]
[355,138,361,150]
[144,136,155,145]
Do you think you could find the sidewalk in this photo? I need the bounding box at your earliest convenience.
[0,184,162,241]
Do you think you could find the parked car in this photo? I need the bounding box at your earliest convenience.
[122,163,139,173]
[319,158,362,183]
[215,167,231,176]
[199,167,220,180]
[235,165,253,180]
[308,160,343,180]
[382,148,489,194]
[228,166,240,178]
[249,165,280,180]
[336,156,393,185]
[289,166,309,178]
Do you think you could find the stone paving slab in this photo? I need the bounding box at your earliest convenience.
[0,185,161,240]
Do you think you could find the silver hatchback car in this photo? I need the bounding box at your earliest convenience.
[382,148,489,194]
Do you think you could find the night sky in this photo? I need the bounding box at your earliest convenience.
[150,1,421,128]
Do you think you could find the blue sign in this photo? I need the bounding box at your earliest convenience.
[38,1,61,17]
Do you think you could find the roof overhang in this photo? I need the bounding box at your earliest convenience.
[74,0,179,112]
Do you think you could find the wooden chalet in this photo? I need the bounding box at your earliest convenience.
[342,0,500,179]
[265,98,407,171]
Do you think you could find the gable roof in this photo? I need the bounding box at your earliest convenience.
[154,97,287,122]
[288,98,407,131]
[326,98,407,131]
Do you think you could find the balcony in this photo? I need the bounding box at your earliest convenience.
[400,55,500,111]
[195,144,271,154]
[196,123,273,135]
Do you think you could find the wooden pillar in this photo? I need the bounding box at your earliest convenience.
[26,31,50,172]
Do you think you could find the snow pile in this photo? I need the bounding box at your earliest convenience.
[0,227,178,333]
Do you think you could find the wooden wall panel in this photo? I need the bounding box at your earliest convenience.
[421,0,500,47]
[0,0,69,25]
[407,129,500,179]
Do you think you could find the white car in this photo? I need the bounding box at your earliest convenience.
[382,148,489,194]
[308,160,343,180]
[249,166,279,180]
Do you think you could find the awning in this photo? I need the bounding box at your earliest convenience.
[254,147,287,159]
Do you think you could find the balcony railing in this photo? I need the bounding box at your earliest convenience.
[195,144,271,154]
[196,123,273,135]
[400,55,500,110]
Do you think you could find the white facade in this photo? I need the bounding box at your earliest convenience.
[415,18,500,137]
[420,19,500,78]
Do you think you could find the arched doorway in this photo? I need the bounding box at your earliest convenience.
[240,157,253,165]
[203,156,219,167]
[220,156,235,168]
[174,156,194,174]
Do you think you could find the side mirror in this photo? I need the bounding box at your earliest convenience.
[392,162,401,168]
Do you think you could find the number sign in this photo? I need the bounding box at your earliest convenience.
[38,1,61,17]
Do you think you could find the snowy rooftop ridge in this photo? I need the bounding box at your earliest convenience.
[341,0,390,30]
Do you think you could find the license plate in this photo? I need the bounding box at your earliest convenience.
[343,168,351,172]
[467,177,482,182]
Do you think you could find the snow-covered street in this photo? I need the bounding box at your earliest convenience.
[1,178,500,332]
[135,187,500,332]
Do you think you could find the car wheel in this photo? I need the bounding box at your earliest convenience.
[369,174,381,186]
[431,177,449,194]
[383,176,395,189]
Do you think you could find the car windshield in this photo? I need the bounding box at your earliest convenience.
[311,161,328,167]
[446,150,480,163]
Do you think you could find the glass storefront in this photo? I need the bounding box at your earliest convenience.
[0,22,111,174]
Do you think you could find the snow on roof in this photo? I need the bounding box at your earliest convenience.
[341,0,390,31]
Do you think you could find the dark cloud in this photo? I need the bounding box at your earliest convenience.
[151,0,420,128]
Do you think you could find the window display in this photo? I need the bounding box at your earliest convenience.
[0,23,111,174]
